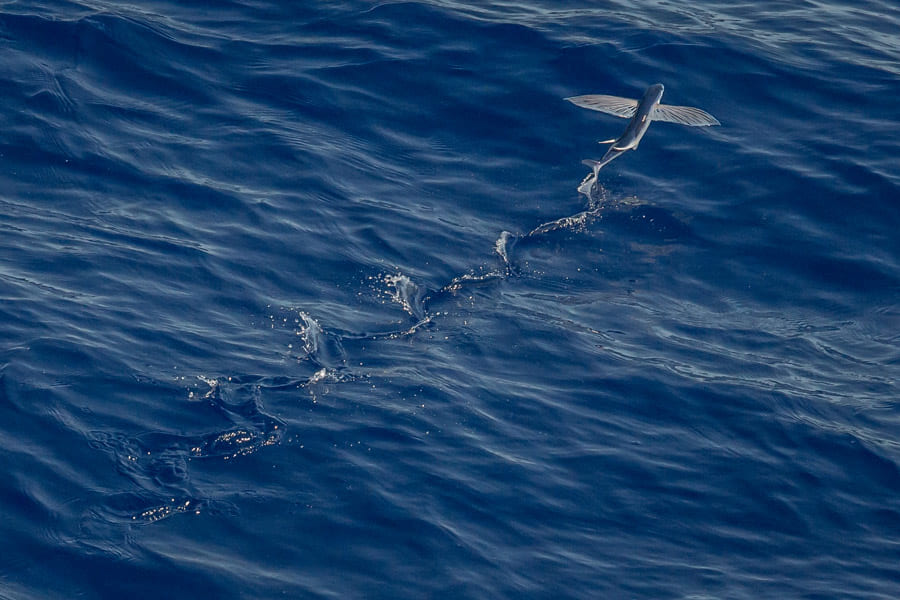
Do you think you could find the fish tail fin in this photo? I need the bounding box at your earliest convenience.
[581,145,626,173]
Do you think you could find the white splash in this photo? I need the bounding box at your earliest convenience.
[297,310,323,356]
[495,231,512,266]
[383,272,422,318]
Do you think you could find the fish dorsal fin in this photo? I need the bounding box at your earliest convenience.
[565,94,638,118]
[651,104,720,126]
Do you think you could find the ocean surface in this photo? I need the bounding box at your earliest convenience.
[1,1,899,598]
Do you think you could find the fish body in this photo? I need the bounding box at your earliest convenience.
[610,83,665,151]
[566,83,719,170]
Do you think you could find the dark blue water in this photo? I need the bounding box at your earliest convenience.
[2,1,899,598]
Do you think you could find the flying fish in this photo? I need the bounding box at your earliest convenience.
[566,83,719,170]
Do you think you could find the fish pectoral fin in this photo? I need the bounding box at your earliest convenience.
[598,138,617,144]
[651,104,720,126]
[566,94,638,118]
[612,145,629,151]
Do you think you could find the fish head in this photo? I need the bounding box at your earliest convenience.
[643,83,665,106]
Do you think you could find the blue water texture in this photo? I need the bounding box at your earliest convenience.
[1,1,899,598]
